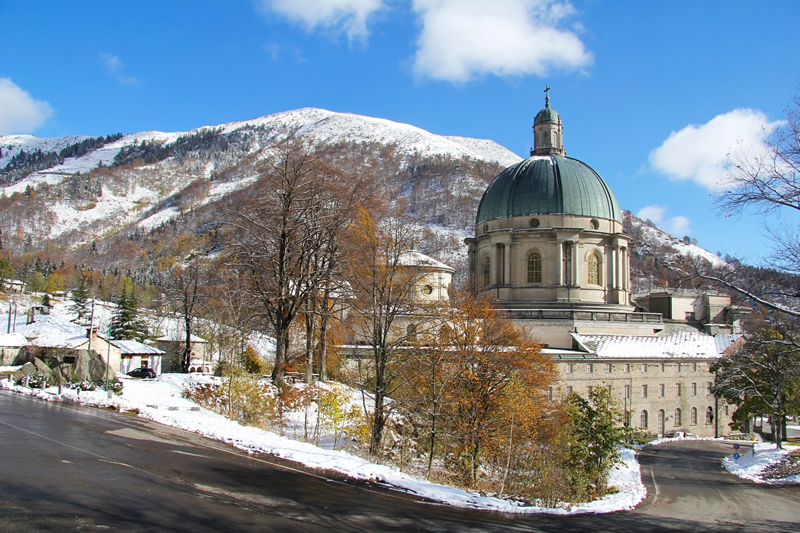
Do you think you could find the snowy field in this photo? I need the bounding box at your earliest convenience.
[722,441,800,485]
[0,372,645,514]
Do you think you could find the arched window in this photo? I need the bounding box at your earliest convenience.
[640,410,648,429]
[588,253,601,285]
[690,407,698,425]
[674,408,682,427]
[706,406,714,424]
[658,410,665,435]
[527,251,542,283]
[482,255,491,286]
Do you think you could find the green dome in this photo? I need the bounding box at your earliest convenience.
[534,105,560,125]
[476,155,622,224]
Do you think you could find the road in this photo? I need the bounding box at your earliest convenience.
[1,391,799,532]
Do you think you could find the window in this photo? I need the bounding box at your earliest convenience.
[659,384,665,397]
[690,407,698,425]
[692,382,697,396]
[624,385,630,399]
[692,362,698,372]
[566,385,573,396]
[482,255,491,286]
[707,382,713,396]
[661,363,666,373]
[640,410,648,428]
[674,409,682,427]
[624,363,631,373]
[706,407,714,425]
[676,362,682,373]
[724,405,729,416]
[588,254,600,285]
[658,410,665,434]
[587,363,594,374]
[566,363,574,374]
[642,363,648,373]
[642,384,648,398]
[527,251,542,283]
[676,383,682,396]
[606,363,612,373]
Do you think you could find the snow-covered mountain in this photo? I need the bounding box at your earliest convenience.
[0,107,724,288]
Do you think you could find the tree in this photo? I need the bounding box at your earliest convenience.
[227,140,369,386]
[44,271,64,294]
[344,207,431,455]
[154,251,213,373]
[70,274,92,326]
[436,290,556,488]
[109,279,149,342]
[694,89,800,317]
[563,386,636,500]
[0,256,14,286]
[712,326,800,448]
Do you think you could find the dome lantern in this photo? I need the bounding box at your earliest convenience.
[532,85,565,157]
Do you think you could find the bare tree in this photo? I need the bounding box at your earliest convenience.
[154,250,213,372]
[226,140,369,385]
[699,89,800,316]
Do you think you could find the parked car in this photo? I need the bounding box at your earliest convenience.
[127,367,156,379]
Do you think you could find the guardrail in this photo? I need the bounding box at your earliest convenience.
[505,309,663,324]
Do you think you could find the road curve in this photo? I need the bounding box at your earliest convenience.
[1,390,798,532]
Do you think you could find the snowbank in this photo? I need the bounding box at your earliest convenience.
[0,374,646,514]
[722,441,800,485]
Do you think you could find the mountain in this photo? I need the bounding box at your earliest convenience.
[0,107,723,287]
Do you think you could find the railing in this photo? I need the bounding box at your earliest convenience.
[505,309,663,324]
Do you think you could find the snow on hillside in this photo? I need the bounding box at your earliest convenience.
[628,215,726,268]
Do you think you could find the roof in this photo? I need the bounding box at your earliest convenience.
[534,105,560,125]
[156,334,208,343]
[111,339,165,355]
[571,331,742,359]
[476,154,622,224]
[398,251,455,273]
[0,313,88,349]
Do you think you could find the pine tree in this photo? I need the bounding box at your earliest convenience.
[70,275,92,325]
[109,283,149,342]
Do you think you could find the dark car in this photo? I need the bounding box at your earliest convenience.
[127,367,156,379]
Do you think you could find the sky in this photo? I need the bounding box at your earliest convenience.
[1,0,799,264]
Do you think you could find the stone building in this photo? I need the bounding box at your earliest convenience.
[466,91,741,438]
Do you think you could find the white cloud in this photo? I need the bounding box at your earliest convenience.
[636,205,692,237]
[411,0,592,82]
[100,54,139,85]
[0,78,53,135]
[258,0,386,41]
[648,109,782,191]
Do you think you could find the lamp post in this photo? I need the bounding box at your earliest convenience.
[106,326,112,399]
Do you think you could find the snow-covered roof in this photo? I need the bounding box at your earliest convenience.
[112,339,165,355]
[0,313,87,349]
[571,331,741,359]
[398,251,455,273]
[156,334,208,343]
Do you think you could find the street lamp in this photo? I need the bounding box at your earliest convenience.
[106,326,112,399]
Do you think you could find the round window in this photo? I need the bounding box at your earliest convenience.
[422,285,433,295]
[590,219,599,230]
[529,218,540,228]
[483,224,489,233]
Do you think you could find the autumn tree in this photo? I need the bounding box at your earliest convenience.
[226,140,369,385]
[344,207,432,455]
[437,290,556,489]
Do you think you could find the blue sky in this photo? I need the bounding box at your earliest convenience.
[1,0,799,263]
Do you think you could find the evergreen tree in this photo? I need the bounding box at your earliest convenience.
[109,283,149,342]
[70,275,92,325]
[0,257,14,284]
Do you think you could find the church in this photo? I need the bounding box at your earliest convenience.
[464,89,743,438]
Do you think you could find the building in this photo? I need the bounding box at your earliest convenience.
[156,334,212,373]
[466,91,740,437]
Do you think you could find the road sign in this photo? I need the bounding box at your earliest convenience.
[733,444,740,450]
[733,452,741,460]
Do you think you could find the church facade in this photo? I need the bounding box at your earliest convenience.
[465,91,740,438]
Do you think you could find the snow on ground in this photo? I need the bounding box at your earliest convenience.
[0,373,645,514]
[722,441,800,485]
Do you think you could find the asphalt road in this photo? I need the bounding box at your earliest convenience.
[1,391,799,532]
